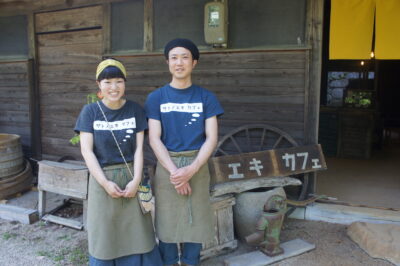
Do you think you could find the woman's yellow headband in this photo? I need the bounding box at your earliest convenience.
[96,59,127,80]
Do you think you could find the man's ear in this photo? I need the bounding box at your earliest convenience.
[96,81,101,89]
[192,60,198,68]
[166,60,169,65]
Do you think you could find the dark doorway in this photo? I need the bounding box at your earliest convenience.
[317,0,400,210]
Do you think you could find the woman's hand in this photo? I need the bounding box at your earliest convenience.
[122,179,140,198]
[103,181,124,198]
[175,182,192,195]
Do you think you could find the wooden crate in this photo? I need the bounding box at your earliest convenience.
[37,160,88,229]
[38,160,88,199]
[201,194,237,260]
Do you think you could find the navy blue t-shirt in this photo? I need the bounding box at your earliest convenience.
[74,100,148,167]
[145,84,224,152]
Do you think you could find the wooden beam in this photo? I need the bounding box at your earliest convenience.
[143,0,153,52]
[304,0,324,194]
[210,176,302,197]
[305,0,324,145]
[102,3,111,55]
[0,204,38,224]
[42,214,83,230]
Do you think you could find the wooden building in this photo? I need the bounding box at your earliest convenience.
[0,0,323,194]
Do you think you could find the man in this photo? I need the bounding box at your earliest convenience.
[145,38,224,266]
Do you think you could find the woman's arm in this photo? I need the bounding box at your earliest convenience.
[123,131,144,198]
[80,131,123,198]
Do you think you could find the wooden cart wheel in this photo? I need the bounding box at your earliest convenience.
[213,124,309,208]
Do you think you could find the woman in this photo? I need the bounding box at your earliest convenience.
[74,58,162,266]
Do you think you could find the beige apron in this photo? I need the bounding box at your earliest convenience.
[87,163,156,260]
[154,150,213,244]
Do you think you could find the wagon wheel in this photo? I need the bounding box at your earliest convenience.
[213,124,309,213]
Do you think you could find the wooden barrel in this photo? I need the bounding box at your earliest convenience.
[0,134,24,178]
[0,160,32,199]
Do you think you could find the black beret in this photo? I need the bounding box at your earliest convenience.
[164,38,200,60]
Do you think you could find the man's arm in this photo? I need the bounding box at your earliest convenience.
[148,118,193,195]
[148,118,178,173]
[170,115,218,187]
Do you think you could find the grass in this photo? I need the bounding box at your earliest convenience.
[36,247,88,265]
[2,232,17,240]
[56,234,70,241]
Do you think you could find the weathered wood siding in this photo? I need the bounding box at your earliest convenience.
[0,61,32,155]
[118,50,306,142]
[36,6,103,160]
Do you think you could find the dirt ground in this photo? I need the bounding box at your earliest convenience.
[0,215,394,266]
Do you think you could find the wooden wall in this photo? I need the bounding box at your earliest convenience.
[0,60,33,156]
[0,1,316,165]
[118,50,306,142]
[36,6,103,160]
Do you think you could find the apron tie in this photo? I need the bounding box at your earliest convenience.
[177,155,193,225]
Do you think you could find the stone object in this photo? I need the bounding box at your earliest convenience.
[233,187,286,240]
[347,222,400,265]
[224,238,315,266]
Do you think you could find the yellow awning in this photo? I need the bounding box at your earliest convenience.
[375,0,400,59]
[329,0,375,60]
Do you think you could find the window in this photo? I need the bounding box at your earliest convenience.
[228,0,307,48]
[0,15,28,57]
[109,0,308,54]
[111,0,144,52]
[153,0,209,50]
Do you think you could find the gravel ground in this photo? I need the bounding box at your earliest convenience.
[0,216,394,266]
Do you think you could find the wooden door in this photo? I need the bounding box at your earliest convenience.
[35,6,103,159]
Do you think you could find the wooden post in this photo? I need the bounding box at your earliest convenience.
[38,189,46,217]
[143,0,153,52]
[305,0,324,194]
[102,3,111,55]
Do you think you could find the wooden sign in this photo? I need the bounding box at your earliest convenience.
[209,144,327,185]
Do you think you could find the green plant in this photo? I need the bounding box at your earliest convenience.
[2,232,17,240]
[344,91,372,108]
[69,93,101,145]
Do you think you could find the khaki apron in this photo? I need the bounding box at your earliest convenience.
[154,150,213,244]
[87,163,156,260]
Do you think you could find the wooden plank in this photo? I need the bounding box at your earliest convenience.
[0,204,38,224]
[209,144,326,184]
[37,28,102,47]
[201,240,238,261]
[217,206,234,244]
[210,177,302,197]
[42,214,83,230]
[35,5,103,33]
[102,3,111,54]
[38,160,88,199]
[143,0,153,51]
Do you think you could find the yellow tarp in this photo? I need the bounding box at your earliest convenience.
[375,0,400,59]
[329,0,375,59]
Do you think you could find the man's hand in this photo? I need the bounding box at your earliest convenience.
[175,182,192,195]
[103,181,124,198]
[170,164,198,188]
